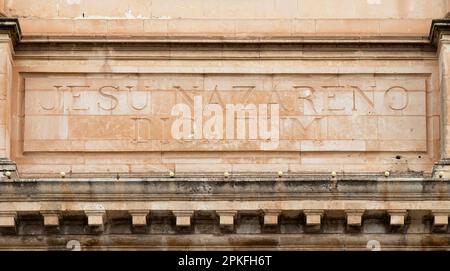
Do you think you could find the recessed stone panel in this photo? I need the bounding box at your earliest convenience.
[23,73,427,152]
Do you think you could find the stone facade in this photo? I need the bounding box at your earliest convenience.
[0,0,450,250]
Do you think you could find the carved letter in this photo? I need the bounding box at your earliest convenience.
[292,116,323,140]
[131,117,152,143]
[98,86,119,111]
[126,85,149,111]
[384,86,409,110]
[269,86,290,112]
[352,86,374,111]
[235,85,256,104]
[39,85,63,111]
[295,86,317,114]
[173,86,194,108]
[321,86,345,112]
[208,85,225,107]
[68,85,90,111]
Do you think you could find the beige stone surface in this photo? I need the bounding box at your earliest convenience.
[129,210,149,226]
[0,176,450,250]
[263,210,281,225]
[0,39,12,159]
[17,18,436,37]
[173,211,193,226]
[0,0,450,252]
[5,199,450,213]
[434,215,449,226]
[85,210,106,227]
[4,0,448,20]
[346,211,365,226]
[439,42,450,164]
[0,0,5,16]
[217,211,237,226]
[10,62,439,175]
[9,47,437,175]
[2,0,445,38]
[0,216,15,227]
[388,210,407,226]
[41,211,60,227]
[0,212,16,227]
[21,74,428,154]
[304,210,323,225]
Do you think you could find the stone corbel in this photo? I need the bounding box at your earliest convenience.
[216,210,237,228]
[345,210,365,230]
[432,210,449,226]
[172,210,194,227]
[85,210,106,232]
[303,210,323,232]
[304,210,323,226]
[263,210,281,226]
[40,210,60,227]
[0,211,16,231]
[129,210,149,227]
[388,210,408,226]
[431,210,449,232]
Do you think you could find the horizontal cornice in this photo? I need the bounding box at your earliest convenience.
[18,35,431,44]
[0,177,448,201]
[0,17,21,45]
[0,17,446,48]
[429,19,450,46]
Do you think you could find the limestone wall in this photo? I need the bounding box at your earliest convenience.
[0,1,445,177]
[1,1,450,251]
[1,0,448,37]
[11,48,440,176]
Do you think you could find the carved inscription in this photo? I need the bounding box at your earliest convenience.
[23,74,427,152]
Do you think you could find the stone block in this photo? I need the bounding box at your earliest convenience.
[173,211,193,227]
[377,116,426,141]
[19,19,74,34]
[379,19,431,35]
[263,210,281,226]
[0,211,16,228]
[304,210,323,226]
[107,20,144,34]
[85,210,106,231]
[41,211,60,227]
[0,0,4,16]
[6,0,59,18]
[0,74,6,99]
[431,211,449,226]
[0,124,6,150]
[216,210,237,227]
[388,210,407,226]
[315,19,380,35]
[167,19,236,36]
[234,19,292,37]
[129,210,149,227]
[73,20,108,34]
[346,210,365,228]
[291,20,317,35]
[143,20,168,35]
[62,0,130,18]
